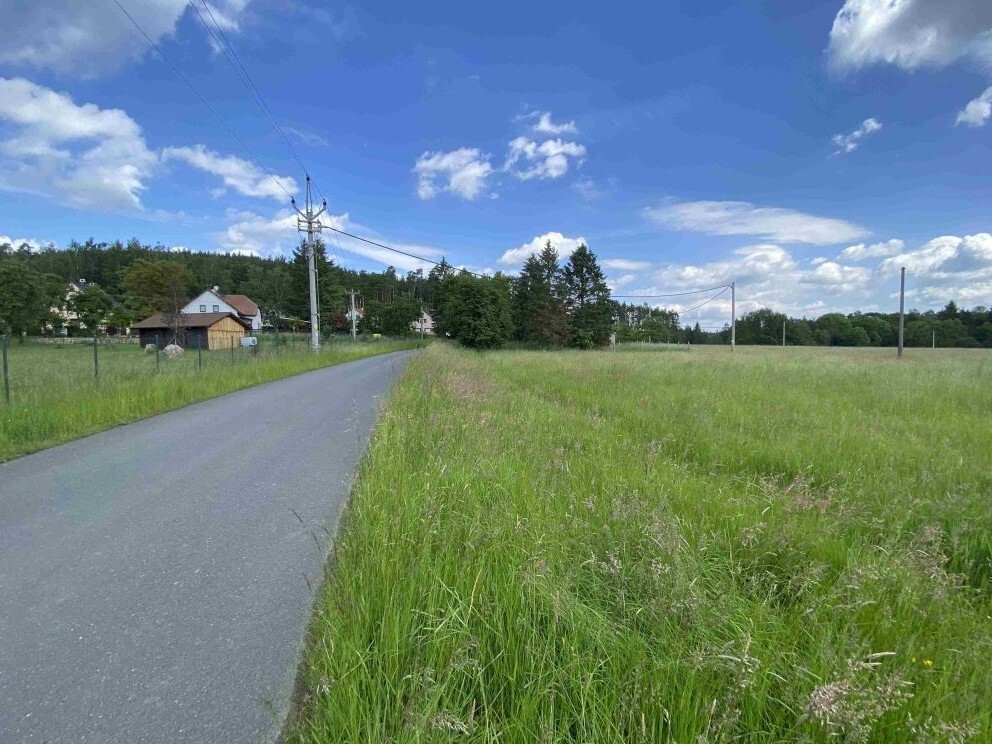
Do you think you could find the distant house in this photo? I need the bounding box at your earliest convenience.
[411,310,435,336]
[183,287,263,331]
[131,312,250,350]
[344,305,364,325]
[51,279,88,334]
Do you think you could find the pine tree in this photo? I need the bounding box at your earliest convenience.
[290,238,346,331]
[441,272,512,349]
[563,244,612,347]
[511,241,569,346]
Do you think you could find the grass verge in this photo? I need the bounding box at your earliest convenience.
[0,338,425,462]
[287,344,992,742]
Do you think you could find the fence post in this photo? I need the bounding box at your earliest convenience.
[2,334,9,405]
[197,336,203,370]
[155,341,160,373]
[93,335,99,382]
[231,336,235,364]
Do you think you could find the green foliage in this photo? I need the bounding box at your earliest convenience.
[291,345,992,742]
[512,241,570,347]
[121,259,193,319]
[439,271,512,349]
[563,244,612,347]
[0,338,424,462]
[360,295,421,336]
[0,262,64,336]
[69,284,114,334]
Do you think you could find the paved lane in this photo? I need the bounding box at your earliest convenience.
[0,351,410,743]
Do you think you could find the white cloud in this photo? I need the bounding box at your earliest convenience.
[0,1,251,78]
[0,235,55,252]
[639,244,876,326]
[283,126,329,148]
[827,0,992,72]
[832,117,882,155]
[532,112,579,135]
[498,231,587,266]
[602,258,651,271]
[504,137,586,181]
[608,274,638,291]
[573,177,602,201]
[615,231,992,324]
[221,209,444,272]
[840,238,905,260]
[956,87,992,127]
[801,261,873,292]
[414,148,493,200]
[644,200,869,245]
[880,233,992,275]
[220,208,301,257]
[0,77,157,211]
[162,145,297,201]
[878,233,992,306]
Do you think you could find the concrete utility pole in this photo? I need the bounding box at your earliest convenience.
[782,319,786,347]
[731,281,736,352]
[898,266,906,359]
[292,175,326,352]
[347,290,358,341]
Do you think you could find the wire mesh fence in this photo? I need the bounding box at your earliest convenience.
[0,332,385,408]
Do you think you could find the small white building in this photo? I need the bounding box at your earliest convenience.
[183,287,262,331]
[411,310,434,336]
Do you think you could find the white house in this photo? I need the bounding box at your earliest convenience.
[183,287,262,331]
[411,310,434,336]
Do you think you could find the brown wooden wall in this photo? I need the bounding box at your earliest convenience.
[207,316,247,350]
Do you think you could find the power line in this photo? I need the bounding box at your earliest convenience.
[681,286,731,315]
[187,0,323,199]
[612,285,730,299]
[322,224,489,278]
[112,0,295,199]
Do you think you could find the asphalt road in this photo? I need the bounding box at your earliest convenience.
[0,351,410,743]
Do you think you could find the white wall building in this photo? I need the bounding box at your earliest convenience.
[411,310,435,336]
[183,287,262,331]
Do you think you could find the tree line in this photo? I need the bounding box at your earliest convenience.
[3,236,989,348]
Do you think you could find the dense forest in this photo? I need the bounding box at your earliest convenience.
[2,237,990,348]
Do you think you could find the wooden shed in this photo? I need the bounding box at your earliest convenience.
[131,312,251,350]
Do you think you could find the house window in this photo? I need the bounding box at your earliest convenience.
[212,304,219,312]
[199,304,206,312]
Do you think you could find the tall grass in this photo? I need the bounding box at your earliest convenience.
[0,337,424,462]
[288,344,992,742]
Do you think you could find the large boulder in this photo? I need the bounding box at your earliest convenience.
[144,343,157,353]
[163,343,184,359]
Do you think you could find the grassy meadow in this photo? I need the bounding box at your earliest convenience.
[289,344,992,742]
[0,335,423,462]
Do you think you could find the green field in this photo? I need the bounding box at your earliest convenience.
[288,344,992,742]
[0,336,423,462]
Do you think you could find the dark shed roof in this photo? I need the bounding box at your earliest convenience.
[131,312,251,330]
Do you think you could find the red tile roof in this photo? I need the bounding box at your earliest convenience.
[222,294,259,317]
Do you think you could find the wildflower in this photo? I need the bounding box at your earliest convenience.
[923,659,933,668]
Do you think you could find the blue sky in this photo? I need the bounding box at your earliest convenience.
[1,0,991,327]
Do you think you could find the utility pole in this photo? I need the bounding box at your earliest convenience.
[782,319,786,348]
[730,281,736,352]
[292,175,326,352]
[898,266,906,359]
[347,290,358,341]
